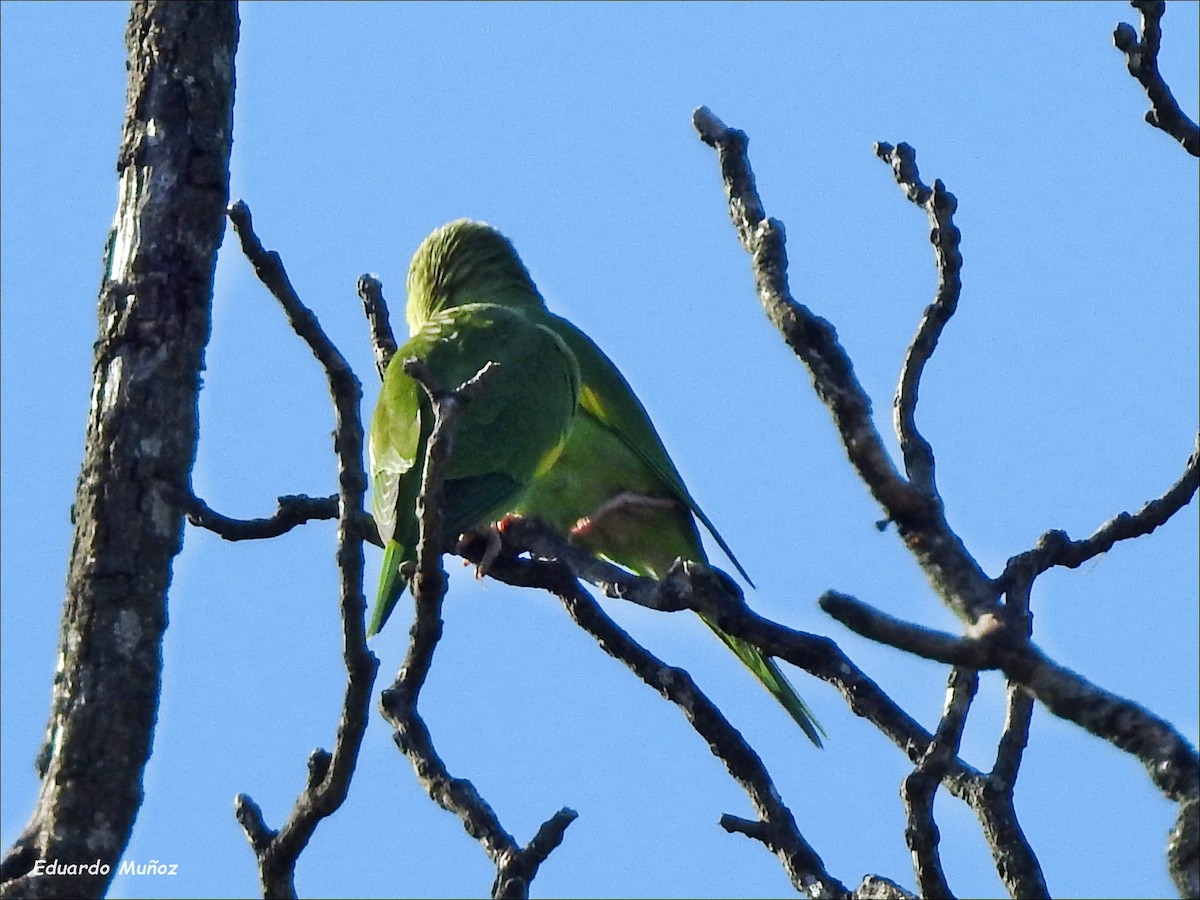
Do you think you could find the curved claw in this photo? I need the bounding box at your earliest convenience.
[460,514,522,578]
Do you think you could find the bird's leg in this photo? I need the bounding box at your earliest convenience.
[571,491,678,537]
[458,514,520,578]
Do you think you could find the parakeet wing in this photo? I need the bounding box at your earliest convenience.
[545,313,754,586]
[368,302,579,635]
[512,398,826,747]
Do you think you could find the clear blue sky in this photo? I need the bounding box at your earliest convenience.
[2,2,1197,898]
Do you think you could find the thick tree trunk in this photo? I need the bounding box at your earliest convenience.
[0,3,237,897]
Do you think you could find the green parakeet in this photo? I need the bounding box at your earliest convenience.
[402,220,824,747]
[368,296,580,637]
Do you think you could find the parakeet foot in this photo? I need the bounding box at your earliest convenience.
[459,515,522,578]
[571,491,678,537]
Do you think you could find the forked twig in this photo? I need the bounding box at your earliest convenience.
[225,200,380,899]
[377,359,577,900]
[1113,0,1200,156]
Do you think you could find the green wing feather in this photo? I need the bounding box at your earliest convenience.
[511,352,825,747]
[368,301,578,636]
[546,314,754,586]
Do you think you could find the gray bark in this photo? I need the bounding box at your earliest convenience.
[0,2,237,897]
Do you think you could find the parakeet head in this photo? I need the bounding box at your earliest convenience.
[406,219,547,333]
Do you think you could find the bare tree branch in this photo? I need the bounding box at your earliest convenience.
[377,361,576,900]
[459,523,1043,895]
[991,684,1034,791]
[998,431,1200,587]
[546,573,846,896]
[968,683,1047,899]
[821,590,1199,806]
[692,105,1000,628]
[224,201,380,899]
[462,519,991,787]
[902,668,976,900]
[0,4,237,896]
[357,273,399,379]
[185,492,341,539]
[874,141,963,497]
[468,521,1096,897]
[696,90,1198,897]
[1113,0,1200,156]
[820,591,995,667]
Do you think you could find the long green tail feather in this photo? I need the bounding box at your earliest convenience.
[700,615,825,748]
[369,541,411,637]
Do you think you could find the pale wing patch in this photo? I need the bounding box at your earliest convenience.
[371,467,402,546]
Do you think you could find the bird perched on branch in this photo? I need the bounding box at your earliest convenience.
[373,219,823,747]
[368,295,579,637]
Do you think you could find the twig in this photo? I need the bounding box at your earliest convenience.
[821,591,1199,803]
[970,682,1048,899]
[693,105,1000,628]
[1113,1,1200,156]
[874,141,963,496]
[453,530,848,892]
[554,578,845,896]
[820,590,1002,667]
[185,492,341,539]
[468,516,1134,899]
[378,361,576,900]
[902,668,976,900]
[991,684,1034,791]
[462,522,987,788]
[357,273,399,379]
[998,432,1200,588]
[226,200,380,899]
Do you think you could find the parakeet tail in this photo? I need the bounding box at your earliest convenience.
[700,615,825,748]
[368,541,410,637]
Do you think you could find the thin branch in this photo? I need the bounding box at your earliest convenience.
[1113,0,1200,156]
[462,520,988,790]
[998,431,1200,587]
[901,668,976,900]
[465,518,1124,899]
[553,577,845,896]
[901,668,1048,900]
[185,492,340,539]
[378,361,575,900]
[966,683,1048,900]
[874,141,963,497]
[480,525,1060,898]
[991,684,1034,791]
[822,591,1199,805]
[453,530,849,893]
[693,105,999,628]
[357,273,399,380]
[820,590,1001,668]
[225,200,379,899]
[494,809,580,899]
[968,774,1048,900]
[976,579,1044,899]
[696,105,1199,891]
